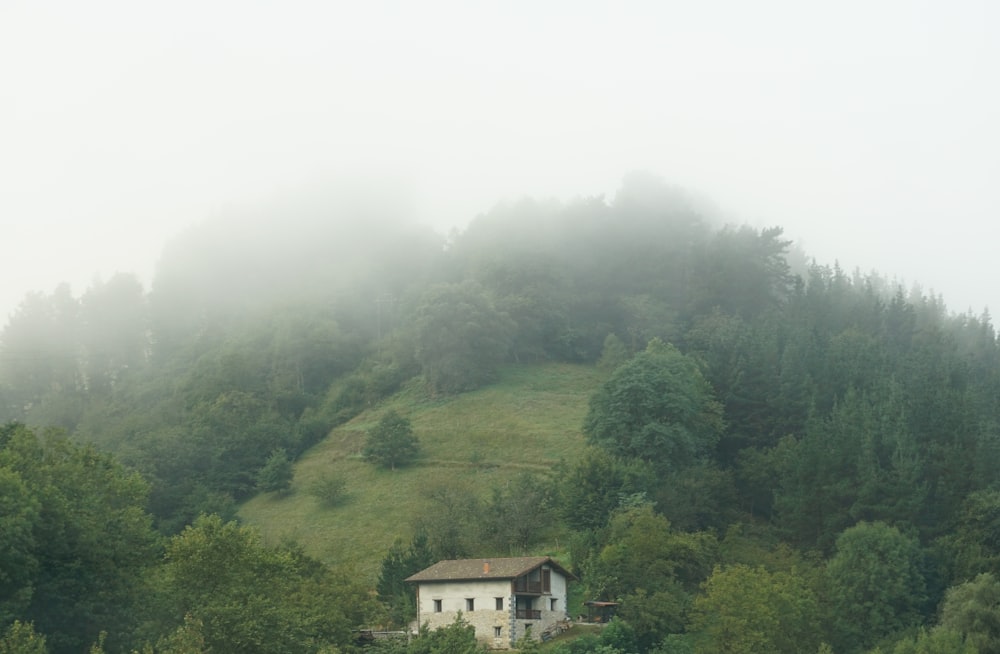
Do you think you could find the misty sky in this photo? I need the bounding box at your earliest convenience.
[2,1,998,324]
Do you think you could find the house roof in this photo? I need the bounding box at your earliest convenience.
[405,556,575,583]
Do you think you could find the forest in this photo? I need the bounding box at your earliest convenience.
[2,173,1000,653]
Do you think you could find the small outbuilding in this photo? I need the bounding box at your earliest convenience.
[406,556,574,649]
[583,600,619,623]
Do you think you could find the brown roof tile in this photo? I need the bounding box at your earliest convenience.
[405,556,574,583]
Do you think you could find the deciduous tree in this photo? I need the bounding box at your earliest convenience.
[154,514,373,654]
[826,522,927,652]
[0,620,47,654]
[938,572,1000,654]
[689,564,821,654]
[883,628,975,654]
[364,410,419,471]
[557,447,653,532]
[0,424,159,653]
[584,339,723,473]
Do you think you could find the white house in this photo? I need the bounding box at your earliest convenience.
[405,556,574,649]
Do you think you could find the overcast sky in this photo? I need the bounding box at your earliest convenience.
[2,0,998,325]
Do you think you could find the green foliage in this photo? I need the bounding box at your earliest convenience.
[0,424,159,653]
[0,465,39,625]
[0,287,84,421]
[826,522,927,652]
[86,632,107,654]
[256,448,294,493]
[0,621,47,654]
[732,442,788,519]
[597,618,638,653]
[364,410,420,470]
[597,334,629,372]
[934,489,1000,584]
[10,177,1000,653]
[390,615,489,654]
[618,588,689,651]
[377,532,435,628]
[124,382,298,530]
[652,634,695,654]
[583,339,723,473]
[410,477,481,560]
[545,633,643,654]
[689,563,821,654]
[688,225,792,321]
[78,273,149,395]
[480,472,556,554]
[324,346,420,428]
[557,447,653,532]
[192,390,292,490]
[144,614,208,654]
[881,628,976,654]
[308,474,348,507]
[409,471,559,561]
[938,572,1000,654]
[581,504,716,649]
[412,281,515,394]
[654,462,738,532]
[544,632,600,653]
[153,514,375,653]
[775,385,924,551]
[242,362,599,577]
[474,255,573,363]
[62,289,373,532]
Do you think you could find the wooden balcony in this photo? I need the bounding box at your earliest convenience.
[513,568,551,595]
[515,609,542,620]
[514,580,544,594]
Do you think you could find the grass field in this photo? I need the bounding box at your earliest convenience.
[238,362,603,581]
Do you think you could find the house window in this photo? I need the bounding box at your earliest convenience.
[466,598,475,612]
[550,598,558,611]
[496,597,504,610]
[433,599,442,613]
[494,627,502,638]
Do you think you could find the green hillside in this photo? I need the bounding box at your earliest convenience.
[10,176,1000,652]
[238,362,602,578]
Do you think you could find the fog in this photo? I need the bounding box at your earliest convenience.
[2,0,998,324]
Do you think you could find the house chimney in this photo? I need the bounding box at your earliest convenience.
[483,561,490,575]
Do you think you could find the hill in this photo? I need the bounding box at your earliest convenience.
[7,175,1000,652]
[238,362,602,579]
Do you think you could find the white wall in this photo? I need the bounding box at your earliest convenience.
[415,579,511,616]
[414,569,571,649]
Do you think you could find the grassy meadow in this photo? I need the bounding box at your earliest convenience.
[238,362,603,580]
